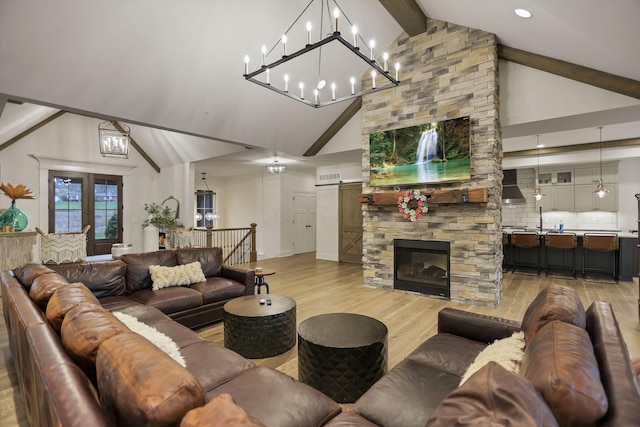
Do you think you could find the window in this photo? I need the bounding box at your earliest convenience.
[49,171,123,255]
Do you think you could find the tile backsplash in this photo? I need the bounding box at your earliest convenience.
[502,168,619,231]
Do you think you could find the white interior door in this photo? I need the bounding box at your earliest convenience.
[293,191,316,254]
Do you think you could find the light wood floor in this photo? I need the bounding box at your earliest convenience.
[1,253,639,426]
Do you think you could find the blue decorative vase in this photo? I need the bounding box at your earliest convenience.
[0,200,28,231]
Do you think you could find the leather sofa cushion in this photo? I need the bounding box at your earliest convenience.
[586,301,640,427]
[180,341,255,392]
[12,263,56,289]
[46,282,101,332]
[520,320,608,426]
[60,303,129,376]
[323,411,380,426]
[207,366,341,427]
[120,250,177,293]
[351,359,461,427]
[180,393,265,427]
[176,247,223,277]
[97,332,206,427]
[128,287,203,314]
[405,333,487,377]
[521,284,585,343]
[29,273,69,309]
[190,277,246,304]
[426,362,558,427]
[50,260,127,297]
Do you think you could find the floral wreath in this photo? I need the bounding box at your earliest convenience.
[398,189,428,221]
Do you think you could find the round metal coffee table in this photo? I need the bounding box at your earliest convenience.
[223,295,296,359]
[297,313,388,403]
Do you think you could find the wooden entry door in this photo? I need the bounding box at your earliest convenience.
[339,182,363,264]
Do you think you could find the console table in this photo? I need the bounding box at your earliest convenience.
[0,231,37,271]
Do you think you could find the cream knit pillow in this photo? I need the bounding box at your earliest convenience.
[149,261,206,291]
[459,331,525,385]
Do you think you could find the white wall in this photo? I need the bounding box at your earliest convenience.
[316,186,339,261]
[159,162,194,228]
[618,158,640,231]
[279,170,316,257]
[0,113,159,255]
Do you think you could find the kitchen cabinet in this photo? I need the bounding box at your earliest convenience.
[537,169,573,185]
[575,184,618,212]
[537,185,574,212]
[574,165,617,185]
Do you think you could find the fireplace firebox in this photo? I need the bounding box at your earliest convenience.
[394,239,450,299]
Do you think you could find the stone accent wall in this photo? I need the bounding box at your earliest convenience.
[361,19,503,307]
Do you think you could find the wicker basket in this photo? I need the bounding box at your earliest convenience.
[36,225,90,264]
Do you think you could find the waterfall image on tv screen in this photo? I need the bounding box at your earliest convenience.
[369,116,471,187]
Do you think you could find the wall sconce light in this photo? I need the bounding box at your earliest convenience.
[98,121,130,158]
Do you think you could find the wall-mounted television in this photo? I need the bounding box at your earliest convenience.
[369,116,471,187]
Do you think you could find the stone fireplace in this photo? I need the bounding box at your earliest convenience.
[394,239,450,299]
[361,19,503,307]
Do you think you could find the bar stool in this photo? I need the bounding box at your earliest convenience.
[511,232,540,275]
[502,232,510,272]
[582,233,619,282]
[545,232,577,278]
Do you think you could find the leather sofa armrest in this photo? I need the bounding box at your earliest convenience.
[220,265,255,295]
[438,308,521,344]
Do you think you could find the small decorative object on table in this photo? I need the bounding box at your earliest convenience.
[0,182,36,232]
[397,189,428,221]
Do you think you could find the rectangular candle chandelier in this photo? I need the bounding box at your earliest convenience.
[243,0,400,108]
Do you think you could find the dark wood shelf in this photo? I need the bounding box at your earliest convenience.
[359,188,488,205]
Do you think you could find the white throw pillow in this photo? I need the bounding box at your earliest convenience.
[459,331,525,385]
[149,261,206,291]
[113,311,186,367]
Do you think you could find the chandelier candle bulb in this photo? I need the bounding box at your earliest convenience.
[284,74,289,92]
[261,45,267,66]
[306,22,312,45]
[314,89,319,105]
[299,82,304,99]
[350,77,355,95]
[244,55,249,75]
[266,68,270,85]
[331,83,336,100]
[352,26,358,48]
[371,70,377,89]
[333,8,339,32]
[383,52,388,72]
[281,34,288,56]
[370,40,375,61]
[395,62,400,81]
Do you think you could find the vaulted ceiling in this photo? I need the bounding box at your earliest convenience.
[1,0,639,176]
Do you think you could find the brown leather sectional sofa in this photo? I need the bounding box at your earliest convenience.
[2,247,640,427]
[1,247,340,427]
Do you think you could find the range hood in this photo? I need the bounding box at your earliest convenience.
[502,169,526,205]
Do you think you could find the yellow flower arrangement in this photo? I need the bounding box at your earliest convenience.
[0,182,36,200]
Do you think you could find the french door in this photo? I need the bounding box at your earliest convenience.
[48,171,123,256]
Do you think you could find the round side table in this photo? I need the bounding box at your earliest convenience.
[223,294,296,359]
[297,313,388,403]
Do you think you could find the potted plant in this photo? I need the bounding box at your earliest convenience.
[142,203,182,251]
[0,182,36,232]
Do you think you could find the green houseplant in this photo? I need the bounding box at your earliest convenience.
[142,203,181,231]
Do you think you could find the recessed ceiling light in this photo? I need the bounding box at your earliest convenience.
[515,8,532,18]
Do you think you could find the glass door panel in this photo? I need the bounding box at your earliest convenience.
[52,175,84,233]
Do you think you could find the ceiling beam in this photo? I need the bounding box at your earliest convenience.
[0,95,7,117]
[304,97,362,157]
[504,137,640,158]
[378,0,427,37]
[111,121,161,173]
[498,45,640,100]
[0,110,66,153]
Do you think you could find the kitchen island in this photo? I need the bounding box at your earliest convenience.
[502,229,638,281]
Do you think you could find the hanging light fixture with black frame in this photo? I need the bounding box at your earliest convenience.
[533,134,546,201]
[195,173,219,226]
[594,126,609,199]
[98,121,130,159]
[243,0,400,108]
